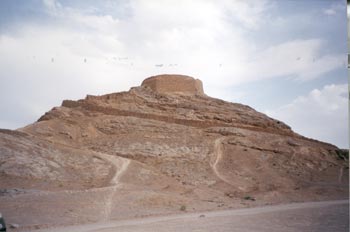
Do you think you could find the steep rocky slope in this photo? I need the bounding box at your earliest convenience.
[0,74,348,230]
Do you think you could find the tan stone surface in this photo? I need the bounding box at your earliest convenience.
[0,75,348,231]
[141,74,204,95]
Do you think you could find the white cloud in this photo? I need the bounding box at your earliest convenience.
[0,0,346,130]
[245,39,345,82]
[324,9,336,16]
[221,0,272,30]
[42,0,62,13]
[35,0,344,86]
[324,3,344,16]
[266,84,348,148]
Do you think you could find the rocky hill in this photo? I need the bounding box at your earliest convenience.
[0,74,348,231]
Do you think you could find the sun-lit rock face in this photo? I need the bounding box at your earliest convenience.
[1,74,348,231]
[141,74,204,95]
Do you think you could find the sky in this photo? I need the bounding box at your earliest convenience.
[0,0,348,148]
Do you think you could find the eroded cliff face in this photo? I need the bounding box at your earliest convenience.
[0,75,348,230]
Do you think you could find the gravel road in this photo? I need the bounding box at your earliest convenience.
[36,200,349,232]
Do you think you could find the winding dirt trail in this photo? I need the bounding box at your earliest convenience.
[211,137,232,186]
[97,153,130,186]
[95,153,131,220]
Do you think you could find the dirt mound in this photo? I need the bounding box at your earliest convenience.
[0,75,348,231]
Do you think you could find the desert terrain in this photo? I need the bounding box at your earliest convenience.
[36,200,349,232]
[0,74,348,231]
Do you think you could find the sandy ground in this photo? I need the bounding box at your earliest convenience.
[33,200,349,232]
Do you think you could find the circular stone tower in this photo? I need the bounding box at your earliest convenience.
[141,74,204,95]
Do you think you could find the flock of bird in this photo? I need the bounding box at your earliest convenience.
[29,55,320,68]
[30,56,197,67]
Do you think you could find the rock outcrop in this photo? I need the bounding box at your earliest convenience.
[0,74,348,230]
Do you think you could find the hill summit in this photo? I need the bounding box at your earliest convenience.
[0,74,348,230]
[141,74,204,95]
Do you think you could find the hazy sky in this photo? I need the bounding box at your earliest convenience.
[0,0,348,148]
